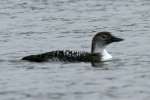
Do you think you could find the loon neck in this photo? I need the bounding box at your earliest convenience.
[91,42,105,53]
[101,49,112,61]
[91,44,112,61]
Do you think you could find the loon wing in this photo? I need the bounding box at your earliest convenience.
[22,50,101,62]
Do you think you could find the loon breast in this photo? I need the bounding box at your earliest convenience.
[101,49,112,61]
[22,50,102,62]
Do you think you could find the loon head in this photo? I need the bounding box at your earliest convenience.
[91,32,123,61]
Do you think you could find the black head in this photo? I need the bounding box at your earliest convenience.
[92,32,124,45]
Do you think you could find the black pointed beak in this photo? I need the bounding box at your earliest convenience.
[111,36,124,42]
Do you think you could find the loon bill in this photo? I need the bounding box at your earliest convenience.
[22,32,124,62]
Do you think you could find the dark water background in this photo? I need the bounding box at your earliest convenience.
[0,0,150,100]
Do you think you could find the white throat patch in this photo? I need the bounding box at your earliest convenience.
[101,49,112,61]
[93,44,112,61]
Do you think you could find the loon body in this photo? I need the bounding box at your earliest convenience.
[22,50,101,62]
[22,32,123,62]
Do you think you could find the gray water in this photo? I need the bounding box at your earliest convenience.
[0,0,150,100]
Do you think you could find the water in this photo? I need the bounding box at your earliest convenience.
[0,0,150,100]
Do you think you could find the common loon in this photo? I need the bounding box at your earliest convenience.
[22,32,123,62]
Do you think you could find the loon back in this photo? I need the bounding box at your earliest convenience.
[22,50,101,62]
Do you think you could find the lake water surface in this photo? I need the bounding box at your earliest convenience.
[0,0,150,100]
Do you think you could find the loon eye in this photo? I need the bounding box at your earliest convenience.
[101,35,108,40]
